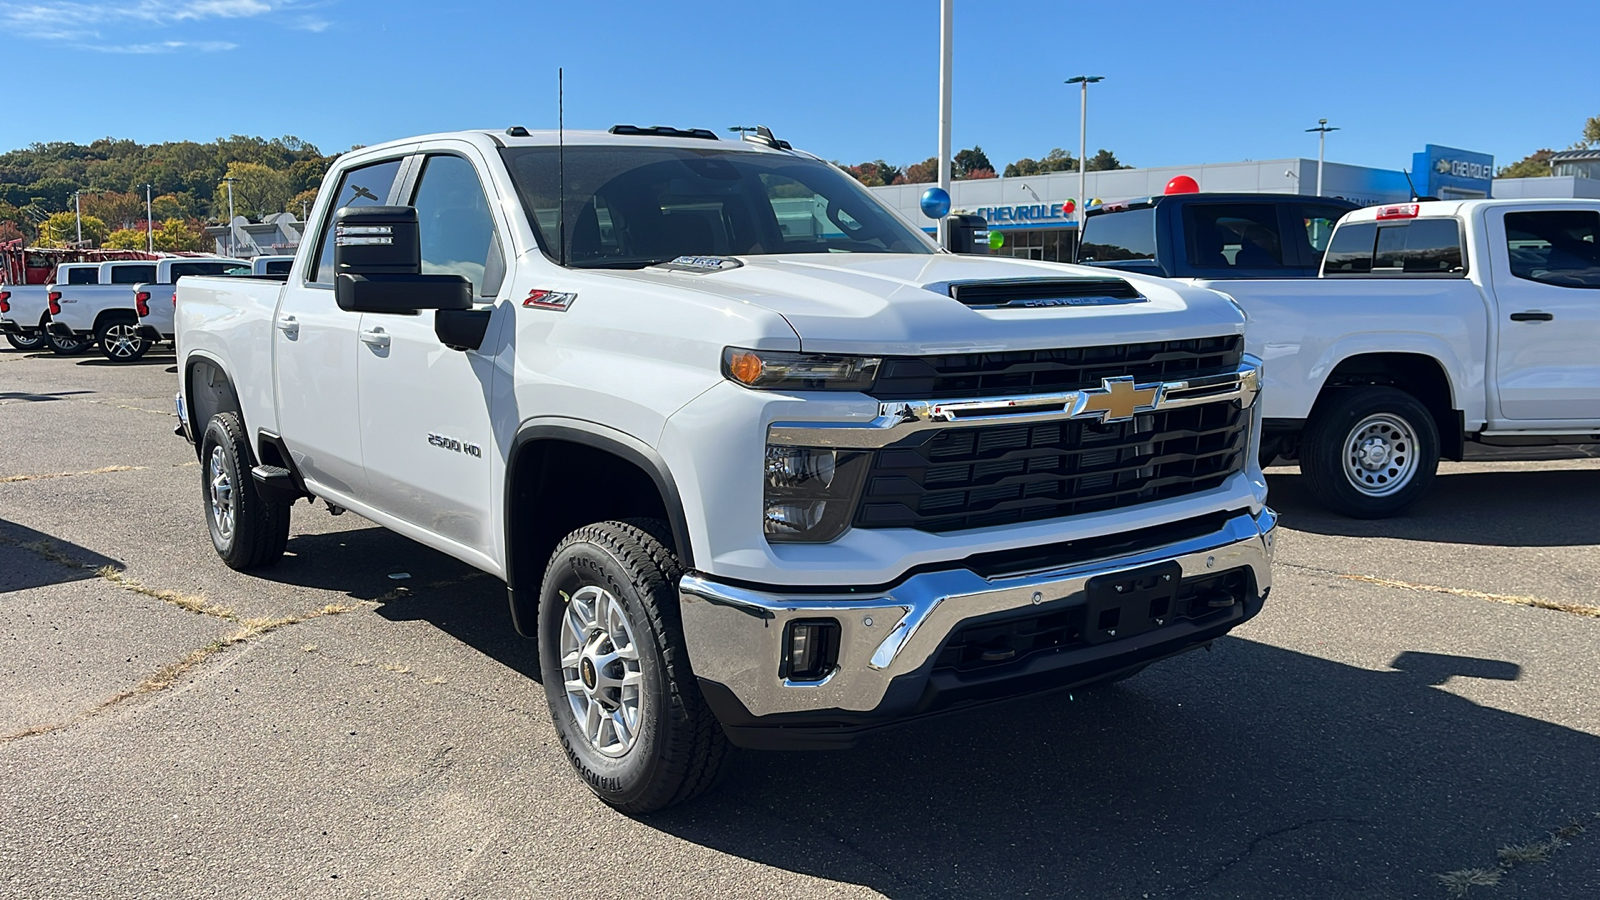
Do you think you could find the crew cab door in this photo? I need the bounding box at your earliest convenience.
[1487,206,1600,422]
[355,148,508,558]
[274,155,408,496]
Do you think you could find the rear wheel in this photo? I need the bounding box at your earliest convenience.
[537,519,728,813]
[200,412,290,570]
[1300,387,1439,518]
[96,317,149,362]
[44,328,92,355]
[5,331,45,351]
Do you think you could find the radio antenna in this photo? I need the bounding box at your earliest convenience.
[558,67,567,268]
[1401,167,1419,200]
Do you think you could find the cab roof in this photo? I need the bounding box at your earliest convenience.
[341,127,805,164]
[1339,197,1600,224]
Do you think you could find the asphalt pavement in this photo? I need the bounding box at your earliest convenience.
[2,346,1598,899]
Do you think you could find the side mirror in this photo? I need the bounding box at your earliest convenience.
[945,213,990,254]
[332,205,472,313]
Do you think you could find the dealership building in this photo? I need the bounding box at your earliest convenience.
[868,144,1600,262]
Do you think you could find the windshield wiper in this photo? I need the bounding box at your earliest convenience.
[570,256,681,270]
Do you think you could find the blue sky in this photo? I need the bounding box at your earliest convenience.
[1,0,1595,174]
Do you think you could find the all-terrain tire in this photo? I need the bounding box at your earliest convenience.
[96,315,150,362]
[200,412,290,570]
[1299,387,1439,519]
[537,519,728,814]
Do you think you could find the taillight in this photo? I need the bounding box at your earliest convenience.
[171,291,178,307]
[135,291,150,317]
[1376,203,1420,220]
[48,291,61,314]
[0,290,10,313]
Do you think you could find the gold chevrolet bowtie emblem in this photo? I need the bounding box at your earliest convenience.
[1078,377,1160,422]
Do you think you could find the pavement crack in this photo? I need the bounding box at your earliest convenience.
[1437,813,1598,897]
[1170,816,1367,897]
[0,464,146,483]
[0,601,361,745]
[1281,563,1600,619]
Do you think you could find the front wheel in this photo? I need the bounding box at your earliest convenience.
[537,520,728,813]
[5,331,45,351]
[1300,387,1440,518]
[97,319,149,362]
[200,412,290,569]
[44,328,92,355]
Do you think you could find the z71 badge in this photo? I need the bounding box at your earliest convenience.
[428,433,482,458]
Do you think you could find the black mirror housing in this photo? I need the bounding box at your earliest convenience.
[945,214,991,254]
[331,205,473,313]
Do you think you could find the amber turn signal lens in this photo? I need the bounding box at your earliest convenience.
[726,350,765,385]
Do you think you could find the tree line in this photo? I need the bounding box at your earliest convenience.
[840,145,1130,187]
[1490,112,1600,179]
[0,135,339,250]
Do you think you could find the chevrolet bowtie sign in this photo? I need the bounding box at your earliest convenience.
[1078,377,1161,422]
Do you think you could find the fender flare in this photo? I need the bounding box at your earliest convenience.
[503,418,696,594]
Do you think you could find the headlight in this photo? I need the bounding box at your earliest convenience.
[763,446,869,543]
[724,348,881,392]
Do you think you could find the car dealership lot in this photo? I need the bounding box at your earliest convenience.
[3,349,1598,899]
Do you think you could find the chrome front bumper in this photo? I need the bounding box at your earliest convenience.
[680,507,1276,732]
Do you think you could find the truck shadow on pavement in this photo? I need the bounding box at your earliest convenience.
[0,519,121,593]
[1267,466,1600,547]
[646,641,1600,899]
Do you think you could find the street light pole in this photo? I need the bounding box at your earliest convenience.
[143,184,153,252]
[1306,118,1339,196]
[1066,76,1104,231]
[223,177,236,256]
[74,191,82,246]
[936,0,953,247]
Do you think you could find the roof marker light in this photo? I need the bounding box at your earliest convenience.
[1376,203,1421,220]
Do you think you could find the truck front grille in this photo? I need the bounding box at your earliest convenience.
[854,400,1247,533]
[868,335,1242,401]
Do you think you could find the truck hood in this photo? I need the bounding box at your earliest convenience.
[594,253,1244,355]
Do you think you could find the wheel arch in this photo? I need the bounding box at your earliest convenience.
[1313,352,1465,461]
[92,307,138,335]
[503,420,694,637]
[184,354,245,459]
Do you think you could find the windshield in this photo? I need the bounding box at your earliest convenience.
[501,145,936,268]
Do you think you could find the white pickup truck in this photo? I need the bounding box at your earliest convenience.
[175,126,1276,811]
[1,262,100,353]
[1208,199,1600,517]
[49,256,247,361]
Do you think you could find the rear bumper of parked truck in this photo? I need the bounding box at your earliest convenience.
[680,507,1276,750]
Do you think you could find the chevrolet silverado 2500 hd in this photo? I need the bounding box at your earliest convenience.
[49,256,247,361]
[1,262,100,353]
[1211,199,1600,517]
[175,126,1276,812]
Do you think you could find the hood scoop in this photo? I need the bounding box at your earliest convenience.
[941,276,1146,310]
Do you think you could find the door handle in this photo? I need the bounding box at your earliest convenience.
[275,314,299,336]
[360,327,391,349]
[1509,311,1554,322]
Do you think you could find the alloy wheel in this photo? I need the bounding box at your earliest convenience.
[559,585,645,758]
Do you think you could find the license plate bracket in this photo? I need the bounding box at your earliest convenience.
[1082,561,1183,644]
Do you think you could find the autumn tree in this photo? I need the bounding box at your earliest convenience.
[953,147,992,177]
[0,220,26,244]
[152,218,207,252]
[1004,148,1077,177]
[81,191,146,229]
[217,162,294,221]
[841,160,903,187]
[1498,149,1555,179]
[103,227,148,250]
[1085,149,1131,172]
[38,212,107,247]
[287,188,319,218]
[903,157,938,183]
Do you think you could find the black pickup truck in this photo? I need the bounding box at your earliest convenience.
[1076,192,1359,279]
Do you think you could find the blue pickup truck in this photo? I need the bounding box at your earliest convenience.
[1076,192,1359,279]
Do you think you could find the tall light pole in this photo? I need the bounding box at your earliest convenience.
[1306,118,1339,196]
[936,0,954,247]
[73,191,83,246]
[142,183,154,252]
[223,177,237,256]
[1066,76,1104,230]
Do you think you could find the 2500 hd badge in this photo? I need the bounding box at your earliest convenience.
[428,433,482,458]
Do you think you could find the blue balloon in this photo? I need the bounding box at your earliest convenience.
[920,187,951,219]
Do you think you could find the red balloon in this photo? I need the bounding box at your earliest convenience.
[1061,200,1076,215]
[1165,175,1200,195]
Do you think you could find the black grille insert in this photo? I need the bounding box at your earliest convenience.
[933,568,1253,674]
[868,335,1242,401]
[855,401,1247,532]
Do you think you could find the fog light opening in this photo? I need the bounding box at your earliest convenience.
[782,619,840,682]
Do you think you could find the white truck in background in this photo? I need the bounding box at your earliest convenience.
[49,257,247,361]
[173,125,1277,812]
[1,262,100,353]
[1209,199,1600,517]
